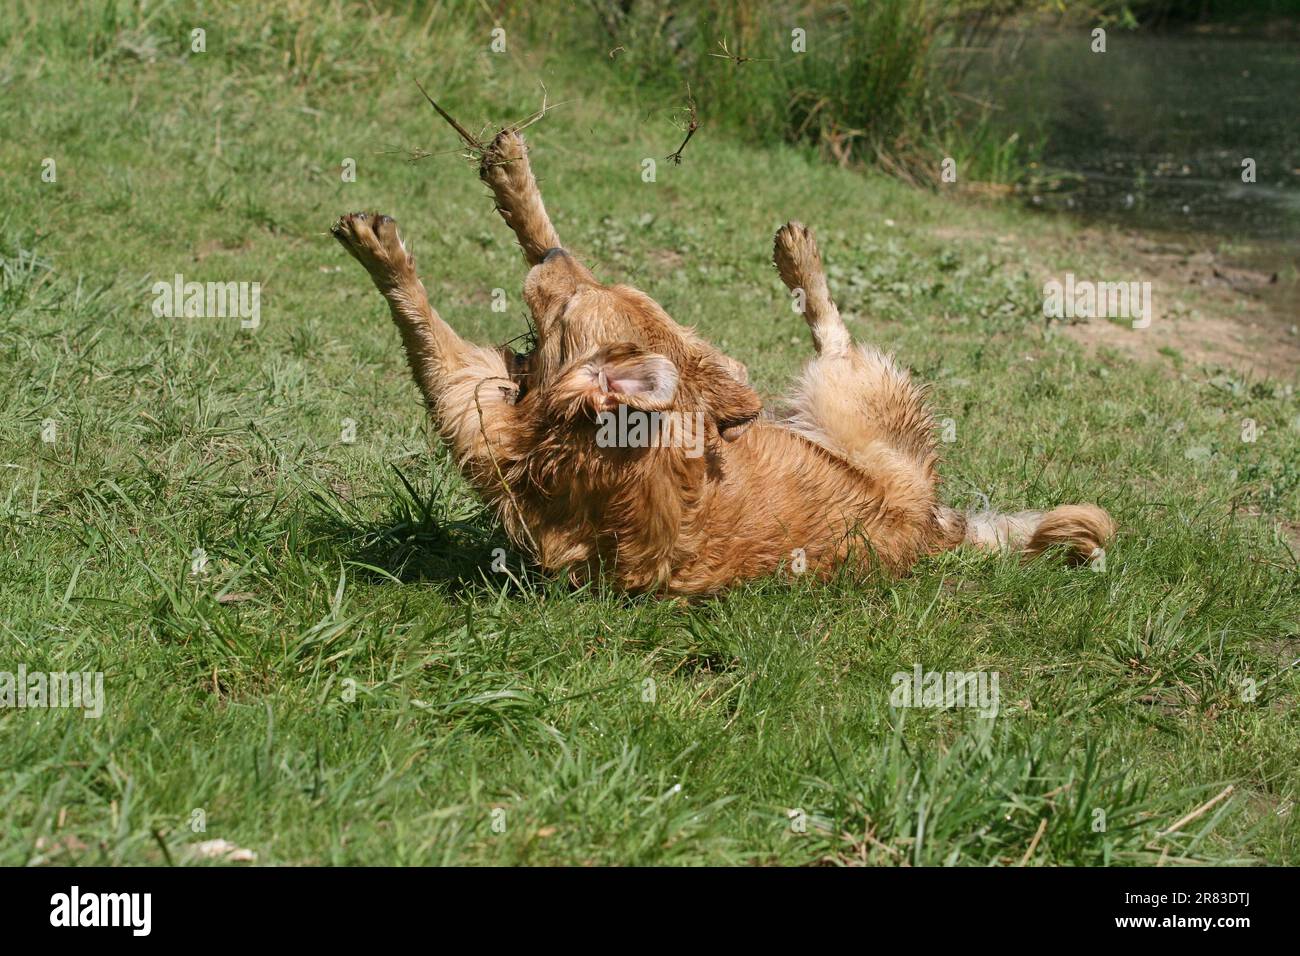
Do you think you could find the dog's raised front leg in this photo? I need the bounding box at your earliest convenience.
[332,211,470,388]
[331,211,518,468]
[479,131,563,266]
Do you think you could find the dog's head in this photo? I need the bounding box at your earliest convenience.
[517,247,761,444]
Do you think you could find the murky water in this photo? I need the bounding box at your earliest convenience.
[968,25,1299,318]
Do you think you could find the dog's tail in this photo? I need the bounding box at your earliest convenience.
[936,503,1115,564]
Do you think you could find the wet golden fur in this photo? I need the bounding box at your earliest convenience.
[331,131,1114,595]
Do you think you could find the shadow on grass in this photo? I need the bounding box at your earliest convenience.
[299,462,540,596]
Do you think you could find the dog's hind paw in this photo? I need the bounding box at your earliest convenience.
[772,221,824,293]
[772,221,850,357]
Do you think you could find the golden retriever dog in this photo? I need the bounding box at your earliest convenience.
[331,130,1114,595]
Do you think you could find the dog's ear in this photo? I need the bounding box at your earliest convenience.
[587,343,679,413]
[699,358,762,442]
[717,354,749,386]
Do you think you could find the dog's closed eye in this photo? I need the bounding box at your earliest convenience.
[696,357,762,442]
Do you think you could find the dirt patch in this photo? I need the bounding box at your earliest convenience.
[1276,518,1300,557]
[933,222,1300,380]
[193,237,254,262]
[1057,234,1298,380]
[647,247,686,272]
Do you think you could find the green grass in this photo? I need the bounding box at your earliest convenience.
[545,0,1038,183]
[1,1,1297,866]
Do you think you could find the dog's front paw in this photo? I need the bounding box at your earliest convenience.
[479,130,528,184]
[330,211,414,285]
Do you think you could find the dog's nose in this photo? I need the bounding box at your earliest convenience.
[542,247,569,263]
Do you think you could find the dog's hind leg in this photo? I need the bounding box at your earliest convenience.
[772,221,1115,563]
[331,211,519,470]
[773,222,938,486]
[773,221,852,358]
[479,131,563,266]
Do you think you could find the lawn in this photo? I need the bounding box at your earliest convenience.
[1,1,1297,866]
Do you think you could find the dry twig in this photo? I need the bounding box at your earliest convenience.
[413,77,483,151]
[1158,785,1235,838]
[666,84,699,166]
[1018,818,1048,866]
[707,37,773,65]
[413,80,567,163]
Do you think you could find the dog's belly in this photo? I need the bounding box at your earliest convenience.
[658,423,936,594]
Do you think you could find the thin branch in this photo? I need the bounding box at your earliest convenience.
[504,83,570,136]
[666,84,699,166]
[383,144,478,165]
[414,80,566,165]
[1158,785,1234,838]
[707,37,773,65]
[1018,818,1048,866]
[413,77,484,151]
